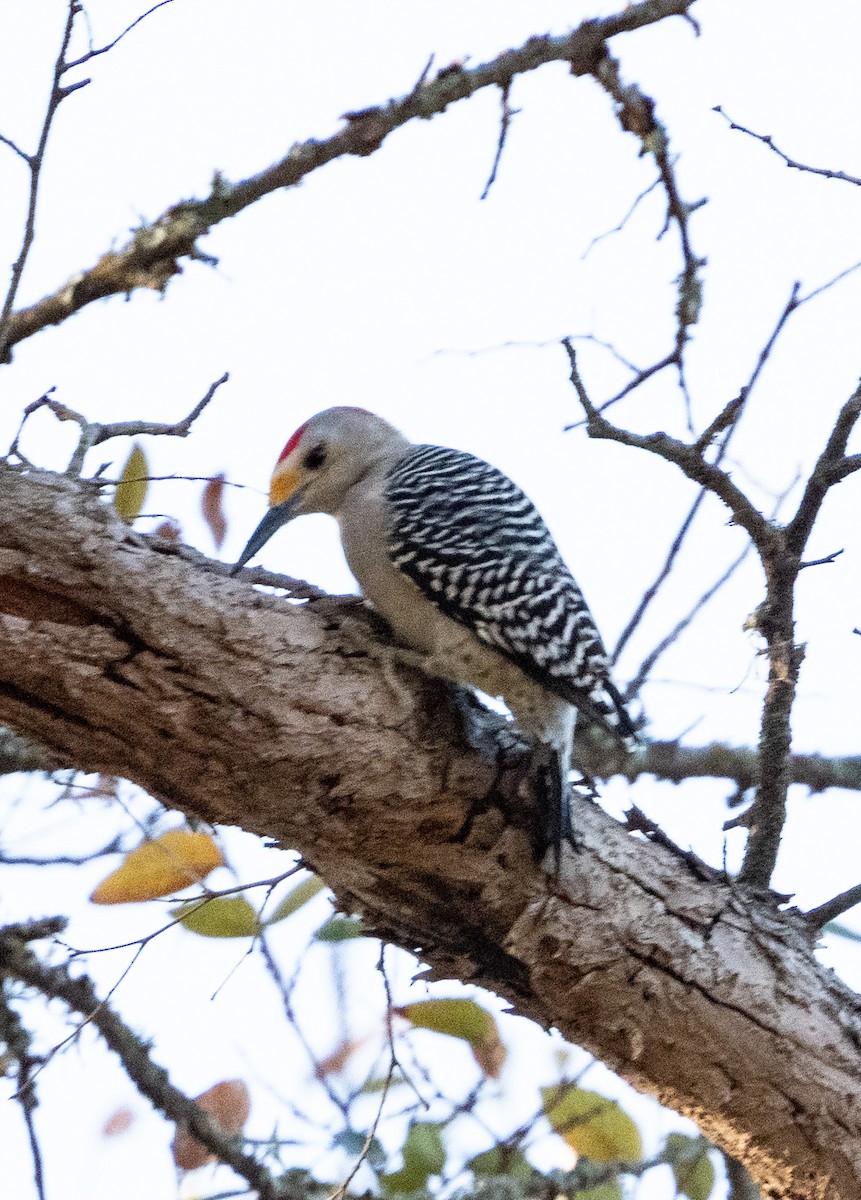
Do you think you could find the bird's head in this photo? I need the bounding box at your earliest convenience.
[232,406,406,573]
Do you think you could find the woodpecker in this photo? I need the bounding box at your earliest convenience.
[233,407,635,869]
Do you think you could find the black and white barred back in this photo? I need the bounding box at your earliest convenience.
[384,444,636,742]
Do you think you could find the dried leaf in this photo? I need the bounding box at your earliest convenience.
[172,1079,251,1172]
[114,443,148,523]
[102,1107,135,1137]
[315,1036,365,1078]
[153,518,182,542]
[90,829,224,904]
[201,473,227,549]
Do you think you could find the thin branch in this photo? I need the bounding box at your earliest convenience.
[582,173,663,258]
[480,83,519,200]
[799,549,844,569]
[714,105,861,188]
[0,923,281,1200]
[0,0,86,361]
[562,339,776,557]
[0,986,46,1200]
[611,283,801,660]
[1,0,698,357]
[624,539,752,700]
[806,883,861,930]
[65,0,176,68]
[7,374,229,478]
[587,50,705,374]
[785,381,861,556]
[0,131,31,163]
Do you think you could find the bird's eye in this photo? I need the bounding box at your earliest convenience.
[304,443,327,470]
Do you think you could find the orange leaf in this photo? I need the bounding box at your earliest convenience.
[90,829,224,904]
[153,518,182,543]
[102,1107,135,1137]
[314,1036,365,1079]
[202,474,227,550]
[172,1079,251,1172]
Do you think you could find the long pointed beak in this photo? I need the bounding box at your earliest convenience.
[231,493,304,575]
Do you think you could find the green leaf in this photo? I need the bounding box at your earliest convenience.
[579,1182,623,1200]
[542,1085,642,1163]
[315,915,366,942]
[666,1134,716,1200]
[394,998,506,1077]
[114,443,148,523]
[266,875,327,925]
[396,998,492,1044]
[333,1129,386,1169]
[381,1123,445,1195]
[468,1146,532,1181]
[173,895,261,938]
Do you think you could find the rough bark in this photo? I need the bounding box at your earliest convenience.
[0,464,860,1200]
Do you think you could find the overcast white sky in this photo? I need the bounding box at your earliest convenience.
[1,1,860,1197]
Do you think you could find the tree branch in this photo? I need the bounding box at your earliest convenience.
[0,0,697,359]
[0,466,859,1200]
[0,919,281,1199]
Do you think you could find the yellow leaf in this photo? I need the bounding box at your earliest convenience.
[173,895,260,938]
[394,999,507,1078]
[90,829,224,904]
[542,1085,642,1163]
[114,443,149,523]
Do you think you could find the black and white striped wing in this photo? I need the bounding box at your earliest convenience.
[384,444,634,739]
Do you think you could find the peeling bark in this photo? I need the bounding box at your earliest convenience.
[0,465,859,1200]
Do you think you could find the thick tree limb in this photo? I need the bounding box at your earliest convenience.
[1,0,695,358]
[0,466,860,1200]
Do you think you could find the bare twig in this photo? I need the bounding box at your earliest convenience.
[563,338,861,892]
[7,374,229,477]
[582,173,663,258]
[0,987,46,1200]
[480,83,519,200]
[66,0,177,68]
[785,382,861,556]
[624,539,752,700]
[714,105,861,188]
[562,339,774,555]
[806,883,861,930]
[258,928,353,1123]
[585,50,705,382]
[0,1,86,362]
[2,0,698,356]
[0,924,280,1199]
[612,282,801,661]
[799,549,844,569]
[0,131,30,163]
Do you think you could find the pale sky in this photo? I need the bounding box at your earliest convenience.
[2,1,860,1197]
